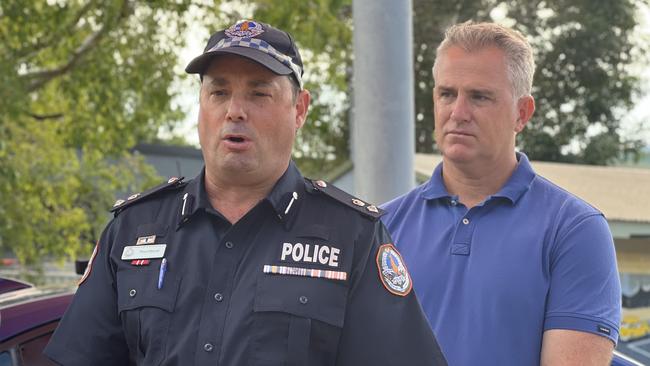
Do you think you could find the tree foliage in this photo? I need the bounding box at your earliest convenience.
[413,0,649,164]
[0,0,217,266]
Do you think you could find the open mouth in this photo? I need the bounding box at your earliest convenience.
[222,134,251,150]
[224,133,249,143]
[227,136,245,143]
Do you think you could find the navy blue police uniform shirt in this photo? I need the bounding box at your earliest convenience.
[44,161,447,366]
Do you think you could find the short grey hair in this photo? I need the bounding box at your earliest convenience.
[432,21,536,98]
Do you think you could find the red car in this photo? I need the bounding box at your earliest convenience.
[0,276,645,366]
[0,278,73,366]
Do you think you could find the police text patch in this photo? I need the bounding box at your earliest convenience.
[376,244,412,296]
[280,242,340,267]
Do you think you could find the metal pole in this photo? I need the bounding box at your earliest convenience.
[352,0,415,204]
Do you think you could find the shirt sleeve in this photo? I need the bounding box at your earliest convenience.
[335,221,448,366]
[544,213,621,344]
[44,220,131,365]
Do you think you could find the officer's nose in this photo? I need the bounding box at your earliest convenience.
[225,95,247,122]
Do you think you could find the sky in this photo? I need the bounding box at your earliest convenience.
[168,3,650,149]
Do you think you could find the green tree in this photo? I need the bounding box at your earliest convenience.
[413,0,649,165]
[0,0,218,267]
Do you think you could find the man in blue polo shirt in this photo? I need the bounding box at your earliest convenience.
[382,21,621,365]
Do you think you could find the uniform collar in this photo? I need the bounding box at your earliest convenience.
[420,152,536,204]
[175,168,213,228]
[177,162,305,229]
[264,160,305,226]
[190,168,216,210]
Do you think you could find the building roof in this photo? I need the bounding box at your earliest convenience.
[414,154,650,224]
[134,143,203,159]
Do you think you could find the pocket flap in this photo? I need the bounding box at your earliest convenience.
[117,266,180,313]
[254,274,346,327]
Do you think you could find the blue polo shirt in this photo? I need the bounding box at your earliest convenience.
[381,153,621,366]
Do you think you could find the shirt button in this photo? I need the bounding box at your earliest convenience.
[129,289,137,297]
[225,241,234,249]
[462,218,470,225]
[203,343,214,352]
[450,199,458,206]
[299,295,308,304]
[214,293,224,302]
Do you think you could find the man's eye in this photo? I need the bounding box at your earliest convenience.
[253,91,270,97]
[472,94,489,101]
[211,90,226,96]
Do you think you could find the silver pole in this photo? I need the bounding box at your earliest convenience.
[352,0,415,204]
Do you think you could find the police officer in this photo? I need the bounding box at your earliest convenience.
[45,20,447,366]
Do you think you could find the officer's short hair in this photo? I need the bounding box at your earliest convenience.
[433,21,536,98]
[286,75,300,103]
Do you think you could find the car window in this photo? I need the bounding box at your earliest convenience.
[19,332,57,366]
[0,351,12,366]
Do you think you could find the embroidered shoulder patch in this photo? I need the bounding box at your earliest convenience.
[376,243,412,296]
[78,241,99,286]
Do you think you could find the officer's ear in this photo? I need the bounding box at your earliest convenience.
[295,89,310,130]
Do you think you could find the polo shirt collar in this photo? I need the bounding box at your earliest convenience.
[421,162,449,200]
[492,152,536,204]
[420,152,536,204]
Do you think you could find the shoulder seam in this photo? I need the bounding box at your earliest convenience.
[305,178,384,220]
[110,177,186,215]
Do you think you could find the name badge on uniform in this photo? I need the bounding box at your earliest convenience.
[136,235,156,245]
[121,244,166,260]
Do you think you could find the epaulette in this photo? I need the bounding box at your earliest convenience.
[306,178,384,220]
[110,176,186,215]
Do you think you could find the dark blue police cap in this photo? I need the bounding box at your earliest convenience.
[185,20,304,89]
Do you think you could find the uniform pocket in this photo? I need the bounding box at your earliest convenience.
[250,274,347,366]
[117,266,181,366]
